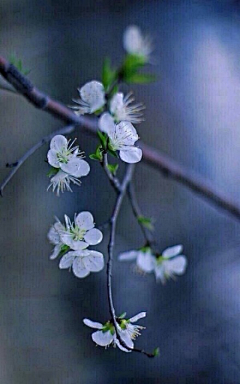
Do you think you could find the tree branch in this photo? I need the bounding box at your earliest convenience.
[0,55,240,222]
[107,164,154,357]
[0,125,75,195]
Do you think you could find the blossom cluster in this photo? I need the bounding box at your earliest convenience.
[48,211,104,278]
[119,245,187,284]
[83,311,146,352]
[46,26,188,355]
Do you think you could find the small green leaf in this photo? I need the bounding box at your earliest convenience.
[97,130,107,149]
[58,244,70,257]
[89,154,100,161]
[89,144,103,161]
[118,312,127,319]
[9,54,31,75]
[152,347,160,357]
[107,163,119,175]
[126,72,157,84]
[137,215,154,231]
[122,53,146,74]
[102,57,116,90]
[47,167,59,177]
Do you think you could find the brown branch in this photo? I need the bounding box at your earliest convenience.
[0,55,240,222]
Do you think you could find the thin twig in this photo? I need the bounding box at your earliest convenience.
[0,125,75,195]
[107,164,154,358]
[0,55,240,222]
[101,153,121,192]
[127,182,155,248]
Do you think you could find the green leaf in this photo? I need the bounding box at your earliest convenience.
[118,312,127,319]
[122,53,146,73]
[102,58,116,90]
[137,215,154,231]
[97,130,107,149]
[107,163,118,176]
[58,244,70,257]
[47,167,59,177]
[152,347,160,357]
[125,72,157,84]
[9,54,31,75]
[89,144,103,162]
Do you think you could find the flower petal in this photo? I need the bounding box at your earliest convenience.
[48,225,60,245]
[119,147,142,163]
[114,337,131,352]
[110,93,124,116]
[72,257,90,278]
[50,244,62,260]
[137,251,155,273]
[47,149,60,168]
[98,113,115,136]
[162,245,183,259]
[75,211,94,231]
[129,312,146,323]
[83,318,103,329]
[154,265,166,284]
[82,251,104,272]
[116,121,138,145]
[92,330,114,347]
[123,25,143,55]
[60,234,88,251]
[59,252,75,269]
[84,228,103,245]
[80,81,105,113]
[118,250,138,261]
[165,256,187,275]
[61,158,90,178]
[118,329,134,349]
[50,135,68,151]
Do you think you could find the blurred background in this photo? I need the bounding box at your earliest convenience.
[1,0,240,383]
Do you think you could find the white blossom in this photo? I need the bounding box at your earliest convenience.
[47,135,90,194]
[110,92,144,124]
[83,311,146,352]
[123,25,152,61]
[59,249,104,278]
[154,245,187,284]
[119,248,155,274]
[48,170,82,196]
[59,211,103,251]
[47,220,65,260]
[71,81,106,115]
[99,113,142,163]
[47,135,90,176]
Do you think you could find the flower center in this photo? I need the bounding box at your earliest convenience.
[71,226,86,241]
[57,147,72,163]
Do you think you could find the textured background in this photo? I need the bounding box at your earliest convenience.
[1,0,240,383]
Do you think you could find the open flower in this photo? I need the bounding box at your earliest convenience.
[154,245,187,284]
[47,220,65,260]
[119,248,155,274]
[47,135,90,177]
[59,211,103,251]
[110,92,144,124]
[71,81,106,115]
[48,170,82,195]
[83,311,146,352]
[123,25,153,62]
[99,113,142,163]
[59,249,104,278]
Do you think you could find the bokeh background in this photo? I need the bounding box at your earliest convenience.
[1,0,240,383]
